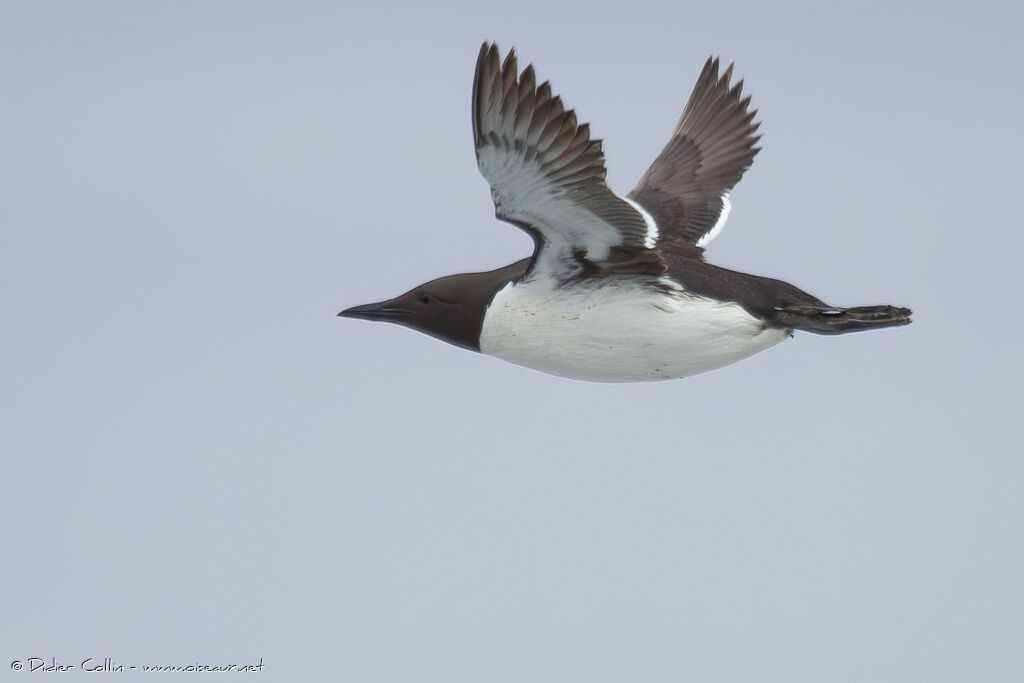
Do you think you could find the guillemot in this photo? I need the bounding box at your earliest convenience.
[339,42,912,382]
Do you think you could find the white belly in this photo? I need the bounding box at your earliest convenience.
[479,279,789,382]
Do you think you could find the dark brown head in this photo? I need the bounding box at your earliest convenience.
[338,259,528,351]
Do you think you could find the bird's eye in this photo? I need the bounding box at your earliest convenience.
[420,295,431,305]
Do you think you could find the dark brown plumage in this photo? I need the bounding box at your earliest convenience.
[339,42,912,380]
[629,56,761,253]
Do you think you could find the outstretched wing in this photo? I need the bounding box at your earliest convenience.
[473,42,659,279]
[628,57,761,253]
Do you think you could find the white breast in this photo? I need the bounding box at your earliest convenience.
[479,279,789,382]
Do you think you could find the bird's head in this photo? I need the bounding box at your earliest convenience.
[338,261,528,351]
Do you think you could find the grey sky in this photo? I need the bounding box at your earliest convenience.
[2,1,1022,681]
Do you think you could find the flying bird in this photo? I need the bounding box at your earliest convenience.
[339,42,911,382]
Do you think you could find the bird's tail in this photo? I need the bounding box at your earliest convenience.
[773,304,913,335]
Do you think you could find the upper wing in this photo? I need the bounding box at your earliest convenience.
[628,57,761,253]
[473,42,659,279]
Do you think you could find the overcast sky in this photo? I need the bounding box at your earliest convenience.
[2,1,1022,681]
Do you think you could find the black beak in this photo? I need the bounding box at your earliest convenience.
[337,302,402,321]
